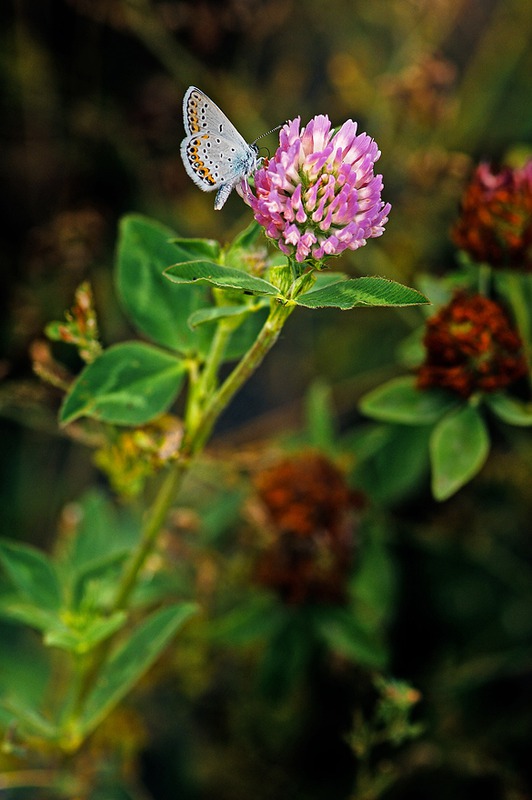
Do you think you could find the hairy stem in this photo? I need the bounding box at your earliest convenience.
[63,299,294,747]
[184,300,294,455]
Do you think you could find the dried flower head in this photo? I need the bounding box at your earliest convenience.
[451,161,532,271]
[417,292,527,397]
[385,54,457,126]
[253,452,364,605]
[94,415,184,497]
[241,115,390,263]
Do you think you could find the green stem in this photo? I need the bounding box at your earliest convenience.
[195,316,240,405]
[478,263,492,296]
[63,298,294,746]
[112,461,190,610]
[63,461,190,741]
[499,271,532,388]
[184,299,295,455]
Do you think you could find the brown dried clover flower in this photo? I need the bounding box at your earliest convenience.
[451,161,532,271]
[253,452,364,605]
[417,292,527,398]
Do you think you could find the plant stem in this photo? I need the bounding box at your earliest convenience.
[478,263,492,296]
[184,299,295,455]
[498,271,532,387]
[193,315,239,411]
[63,298,294,746]
[115,299,294,606]
[112,461,190,610]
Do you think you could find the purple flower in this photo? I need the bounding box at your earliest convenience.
[240,115,391,263]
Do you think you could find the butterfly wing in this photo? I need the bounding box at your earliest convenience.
[183,86,247,144]
[180,131,252,192]
[181,86,258,207]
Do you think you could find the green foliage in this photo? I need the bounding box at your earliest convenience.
[0,539,62,611]
[53,209,428,438]
[60,490,138,580]
[116,215,215,355]
[359,375,532,500]
[348,423,432,504]
[303,380,338,452]
[485,392,532,426]
[165,262,429,310]
[0,488,196,751]
[430,403,490,501]
[187,303,267,329]
[225,219,264,252]
[359,376,459,425]
[313,606,387,668]
[77,603,197,741]
[295,276,429,309]
[0,492,135,657]
[60,342,187,426]
[164,260,280,295]
[350,519,397,629]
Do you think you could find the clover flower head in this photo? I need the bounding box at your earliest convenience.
[241,115,391,263]
[417,292,527,398]
[253,452,364,605]
[451,160,532,271]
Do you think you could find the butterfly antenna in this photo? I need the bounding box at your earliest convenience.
[252,123,284,145]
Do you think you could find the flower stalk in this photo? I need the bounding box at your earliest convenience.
[64,295,295,743]
[184,297,295,455]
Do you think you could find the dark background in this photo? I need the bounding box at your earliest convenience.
[1,2,532,799]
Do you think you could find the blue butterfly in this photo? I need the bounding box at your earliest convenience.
[180,86,259,210]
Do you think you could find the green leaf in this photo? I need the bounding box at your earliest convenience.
[227,219,263,252]
[0,627,51,717]
[223,306,269,361]
[79,603,197,737]
[313,607,387,668]
[359,376,459,425]
[209,596,281,645]
[0,697,58,740]
[348,423,431,504]
[62,490,139,571]
[116,215,214,355]
[0,600,127,654]
[430,404,490,500]
[60,342,186,426]
[0,601,60,633]
[57,490,140,608]
[187,304,257,329]
[0,540,62,610]
[485,392,532,427]
[258,610,315,699]
[168,237,221,260]
[187,301,269,361]
[304,380,337,451]
[164,260,279,296]
[396,325,426,368]
[308,271,349,289]
[350,519,396,627]
[295,276,429,309]
[43,611,127,654]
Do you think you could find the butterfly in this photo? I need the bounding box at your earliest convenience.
[180,86,260,210]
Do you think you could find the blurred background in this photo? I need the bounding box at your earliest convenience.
[1,1,532,799]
